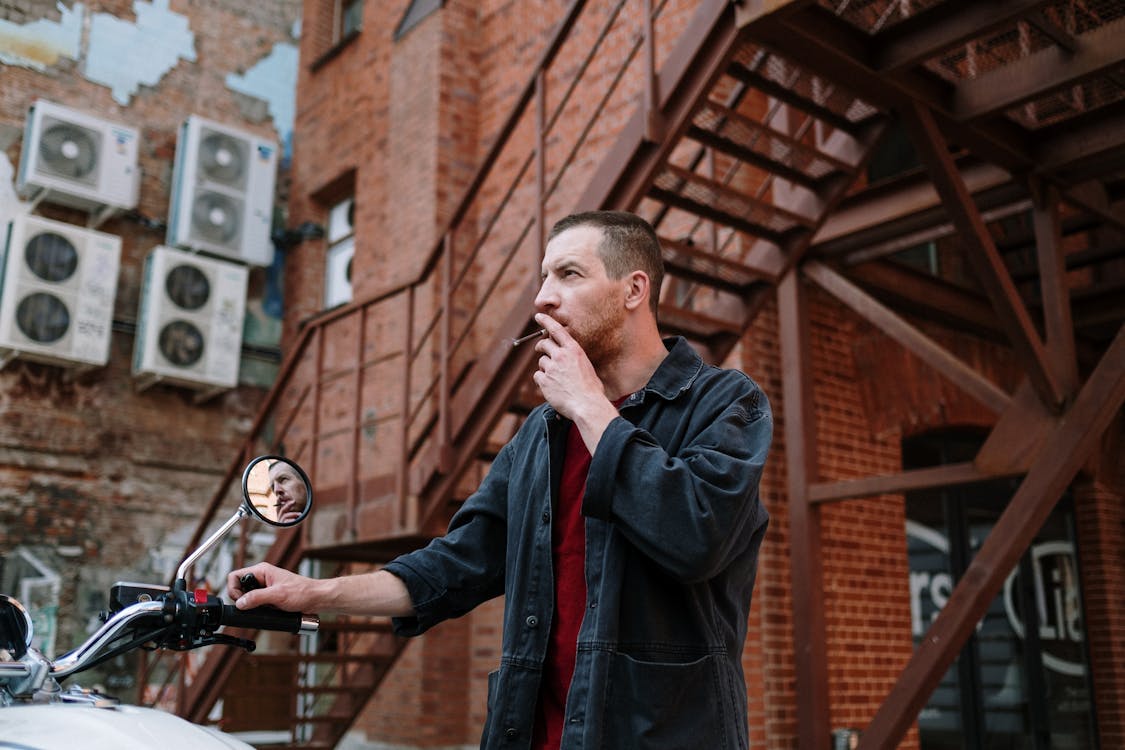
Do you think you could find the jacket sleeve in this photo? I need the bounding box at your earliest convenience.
[384,441,512,636]
[583,371,772,583]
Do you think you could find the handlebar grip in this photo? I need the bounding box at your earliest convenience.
[239,573,264,592]
[221,604,318,634]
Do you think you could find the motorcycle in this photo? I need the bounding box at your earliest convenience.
[0,455,319,749]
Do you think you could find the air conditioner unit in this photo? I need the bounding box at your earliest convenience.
[133,245,248,393]
[0,214,121,369]
[167,116,277,267]
[324,236,354,308]
[16,99,140,222]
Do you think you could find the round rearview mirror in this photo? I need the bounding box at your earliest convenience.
[0,594,33,660]
[242,455,313,527]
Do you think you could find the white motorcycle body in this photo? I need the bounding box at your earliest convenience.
[1,703,256,750]
[0,456,317,748]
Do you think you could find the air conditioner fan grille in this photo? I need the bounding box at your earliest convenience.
[24,232,79,283]
[16,292,70,344]
[38,118,100,184]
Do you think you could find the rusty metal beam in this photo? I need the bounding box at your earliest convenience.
[953,17,1125,121]
[857,321,1125,749]
[1035,99,1125,180]
[840,196,1032,266]
[875,0,1054,73]
[813,160,1013,252]
[1032,182,1079,398]
[809,461,1009,504]
[844,261,1004,339]
[778,267,830,750]
[976,382,1058,475]
[900,100,1065,410]
[1059,179,1125,235]
[804,260,1011,413]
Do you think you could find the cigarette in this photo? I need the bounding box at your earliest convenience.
[511,329,547,348]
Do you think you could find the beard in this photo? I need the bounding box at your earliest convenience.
[566,294,627,370]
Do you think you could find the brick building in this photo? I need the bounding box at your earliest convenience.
[5,1,1125,750]
[0,0,301,691]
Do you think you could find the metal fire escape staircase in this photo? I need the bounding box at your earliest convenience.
[143,1,1125,748]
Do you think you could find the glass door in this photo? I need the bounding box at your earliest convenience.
[903,430,1097,750]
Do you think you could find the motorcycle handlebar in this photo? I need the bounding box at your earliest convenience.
[221,604,319,635]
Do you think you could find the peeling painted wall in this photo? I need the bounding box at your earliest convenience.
[0,0,297,148]
[226,40,298,158]
[85,0,196,105]
[0,1,81,69]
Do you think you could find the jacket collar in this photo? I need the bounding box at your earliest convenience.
[626,336,703,404]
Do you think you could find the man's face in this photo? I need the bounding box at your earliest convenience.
[534,225,627,368]
[269,463,306,520]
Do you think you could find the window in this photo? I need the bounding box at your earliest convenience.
[324,196,354,308]
[336,0,363,43]
[904,430,1097,750]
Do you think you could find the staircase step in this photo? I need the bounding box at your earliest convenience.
[658,235,775,294]
[298,683,376,695]
[649,164,813,243]
[292,714,355,725]
[688,100,854,191]
[657,304,744,346]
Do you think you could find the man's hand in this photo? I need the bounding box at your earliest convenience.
[532,313,619,453]
[227,562,317,611]
[227,564,416,617]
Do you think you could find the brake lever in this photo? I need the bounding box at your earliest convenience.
[192,633,257,652]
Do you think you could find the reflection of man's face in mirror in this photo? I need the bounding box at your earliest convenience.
[269,461,307,524]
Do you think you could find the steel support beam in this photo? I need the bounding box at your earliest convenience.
[844,261,1003,339]
[953,17,1125,121]
[900,100,1065,410]
[809,461,1010,504]
[804,260,1011,413]
[1032,182,1079,398]
[858,321,1125,749]
[778,267,830,750]
[875,0,1054,73]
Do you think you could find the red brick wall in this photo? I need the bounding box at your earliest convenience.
[1075,414,1125,748]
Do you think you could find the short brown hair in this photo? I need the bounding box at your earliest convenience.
[548,211,664,317]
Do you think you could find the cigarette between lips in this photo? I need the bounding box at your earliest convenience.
[511,329,547,348]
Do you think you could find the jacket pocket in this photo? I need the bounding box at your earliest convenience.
[602,652,726,750]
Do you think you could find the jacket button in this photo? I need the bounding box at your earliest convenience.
[541,510,550,523]
[505,727,518,738]
[526,615,539,628]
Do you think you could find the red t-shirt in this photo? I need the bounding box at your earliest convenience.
[532,422,591,749]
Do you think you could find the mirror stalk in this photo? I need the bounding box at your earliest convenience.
[175,507,250,586]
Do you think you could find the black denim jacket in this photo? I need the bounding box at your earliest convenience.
[385,337,772,749]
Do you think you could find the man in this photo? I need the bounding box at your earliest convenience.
[228,211,772,749]
[268,459,308,524]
